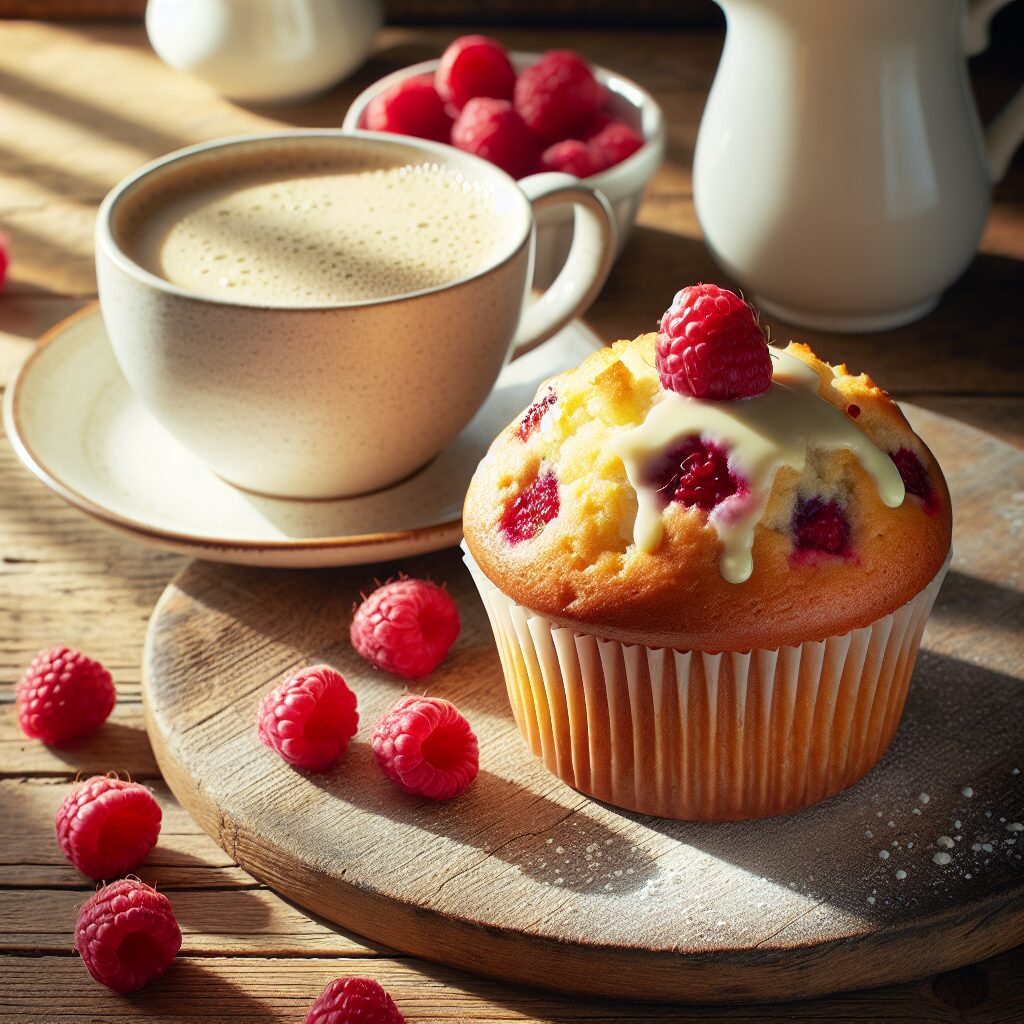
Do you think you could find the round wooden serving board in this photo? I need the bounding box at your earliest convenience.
[142,405,1024,1004]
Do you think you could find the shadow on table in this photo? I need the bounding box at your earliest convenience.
[138,957,271,1019]
[617,646,1024,929]
[406,946,1010,1019]
[307,743,660,896]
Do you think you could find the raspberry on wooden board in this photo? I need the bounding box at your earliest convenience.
[371,694,479,800]
[256,665,359,771]
[350,577,460,679]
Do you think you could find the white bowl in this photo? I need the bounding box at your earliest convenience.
[342,53,665,286]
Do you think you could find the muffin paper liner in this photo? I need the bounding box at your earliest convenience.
[464,546,950,820]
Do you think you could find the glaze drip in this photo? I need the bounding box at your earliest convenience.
[612,349,906,583]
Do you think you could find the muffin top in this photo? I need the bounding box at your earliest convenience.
[463,287,951,651]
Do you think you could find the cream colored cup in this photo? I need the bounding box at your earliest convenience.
[95,131,615,499]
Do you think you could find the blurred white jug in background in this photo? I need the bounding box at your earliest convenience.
[694,0,1024,332]
[146,0,382,104]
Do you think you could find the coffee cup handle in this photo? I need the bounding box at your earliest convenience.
[509,173,617,360]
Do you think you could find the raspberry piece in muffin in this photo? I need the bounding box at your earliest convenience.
[890,447,938,513]
[792,496,851,557]
[656,283,772,400]
[516,387,557,441]
[499,470,560,543]
[649,436,745,512]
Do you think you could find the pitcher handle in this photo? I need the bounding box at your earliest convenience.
[965,0,1024,181]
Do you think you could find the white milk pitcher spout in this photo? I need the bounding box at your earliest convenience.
[694,0,1024,332]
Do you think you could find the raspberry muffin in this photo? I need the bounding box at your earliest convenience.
[463,284,951,820]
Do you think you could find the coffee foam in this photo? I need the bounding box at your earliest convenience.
[114,143,517,307]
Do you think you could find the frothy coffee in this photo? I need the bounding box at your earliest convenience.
[114,144,516,306]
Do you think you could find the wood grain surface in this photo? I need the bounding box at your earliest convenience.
[139,408,1024,1005]
[2,18,1023,1023]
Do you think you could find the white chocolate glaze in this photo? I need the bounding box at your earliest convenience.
[612,350,906,583]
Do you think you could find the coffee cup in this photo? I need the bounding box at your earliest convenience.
[95,130,615,499]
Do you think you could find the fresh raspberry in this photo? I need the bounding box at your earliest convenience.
[75,878,181,992]
[451,97,539,179]
[364,75,453,143]
[351,578,460,679]
[588,121,644,172]
[499,470,560,543]
[56,776,162,880]
[16,646,116,746]
[540,138,595,177]
[656,283,773,401]
[649,436,745,512]
[513,49,606,144]
[0,232,9,290]
[890,447,936,511]
[305,976,405,1024]
[792,496,851,555]
[371,694,479,800]
[516,386,557,441]
[435,35,515,112]
[257,666,358,771]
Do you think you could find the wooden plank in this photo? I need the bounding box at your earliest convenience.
[0,295,86,383]
[0,889,381,956]
[2,951,1023,1022]
[0,703,158,777]
[0,779,252,888]
[0,432,184,699]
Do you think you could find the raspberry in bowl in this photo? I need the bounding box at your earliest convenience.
[462,284,952,821]
[342,39,665,286]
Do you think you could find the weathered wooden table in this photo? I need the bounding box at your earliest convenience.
[2,19,1022,1022]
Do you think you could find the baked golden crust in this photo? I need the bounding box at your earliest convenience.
[463,336,951,651]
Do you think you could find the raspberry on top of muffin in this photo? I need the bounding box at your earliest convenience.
[462,284,952,651]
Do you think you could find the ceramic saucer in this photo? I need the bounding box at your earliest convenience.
[4,304,603,567]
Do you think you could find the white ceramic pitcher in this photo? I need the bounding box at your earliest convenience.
[694,0,1024,332]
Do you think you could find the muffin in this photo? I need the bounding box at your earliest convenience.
[463,284,951,820]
